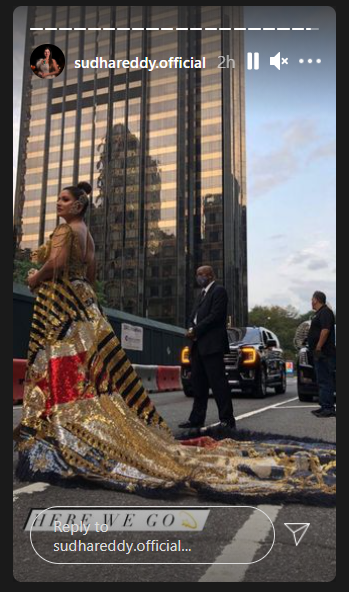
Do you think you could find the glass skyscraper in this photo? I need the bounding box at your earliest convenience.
[14,6,248,327]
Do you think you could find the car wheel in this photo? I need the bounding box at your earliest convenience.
[183,386,194,397]
[252,367,267,398]
[297,376,314,402]
[298,390,314,402]
[275,369,287,394]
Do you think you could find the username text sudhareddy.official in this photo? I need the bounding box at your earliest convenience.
[74,56,206,71]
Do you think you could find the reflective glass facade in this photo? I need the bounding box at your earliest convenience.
[14,6,247,327]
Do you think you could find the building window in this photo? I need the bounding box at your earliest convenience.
[150,286,159,297]
[163,285,172,297]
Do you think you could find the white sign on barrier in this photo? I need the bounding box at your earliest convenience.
[121,323,143,351]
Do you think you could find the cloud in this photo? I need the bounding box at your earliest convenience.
[262,120,285,133]
[263,293,294,307]
[249,147,297,198]
[269,234,285,240]
[306,140,336,165]
[251,239,336,312]
[289,278,336,311]
[250,275,336,314]
[248,119,335,200]
[286,254,328,270]
[283,120,319,146]
[307,259,329,270]
[271,256,286,262]
[287,253,306,266]
[284,241,332,270]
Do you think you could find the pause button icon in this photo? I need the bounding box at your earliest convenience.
[247,52,259,70]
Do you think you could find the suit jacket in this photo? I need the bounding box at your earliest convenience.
[189,282,230,356]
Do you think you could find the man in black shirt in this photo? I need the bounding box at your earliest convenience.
[308,291,336,417]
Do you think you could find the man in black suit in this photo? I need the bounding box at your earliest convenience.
[178,266,236,430]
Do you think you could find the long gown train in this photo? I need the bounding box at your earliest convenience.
[15,225,336,505]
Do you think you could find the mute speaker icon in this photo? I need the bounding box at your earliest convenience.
[270,52,281,70]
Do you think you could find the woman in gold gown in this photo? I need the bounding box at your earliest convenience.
[15,182,335,505]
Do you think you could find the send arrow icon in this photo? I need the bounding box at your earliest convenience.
[284,523,310,546]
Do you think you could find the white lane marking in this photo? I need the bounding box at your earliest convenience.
[13,482,50,502]
[271,405,319,409]
[200,505,282,581]
[236,397,298,421]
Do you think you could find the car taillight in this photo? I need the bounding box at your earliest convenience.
[181,346,190,364]
[241,347,257,365]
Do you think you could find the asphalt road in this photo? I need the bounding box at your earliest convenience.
[13,377,336,582]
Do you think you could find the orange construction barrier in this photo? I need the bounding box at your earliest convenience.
[156,366,181,391]
[13,359,27,404]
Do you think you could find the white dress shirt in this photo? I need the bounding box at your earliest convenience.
[193,281,215,324]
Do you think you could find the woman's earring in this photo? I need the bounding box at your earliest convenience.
[69,201,81,214]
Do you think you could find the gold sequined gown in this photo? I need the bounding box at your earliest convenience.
[15,224,336,504]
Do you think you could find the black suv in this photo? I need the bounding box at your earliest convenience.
[181,326,287,398]
[297,346,320,402]
[295,321,336,402]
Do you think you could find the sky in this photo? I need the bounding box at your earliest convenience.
[243,6,336,313]
[13,6,336,314]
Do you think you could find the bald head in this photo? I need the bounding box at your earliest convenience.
[197,266,215,279]
[196,266,215,288]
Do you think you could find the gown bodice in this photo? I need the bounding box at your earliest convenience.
[32,223,89,279]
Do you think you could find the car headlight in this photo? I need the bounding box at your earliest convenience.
[181,346,190,364]
[241,347,257,365]
[299,349,309,365]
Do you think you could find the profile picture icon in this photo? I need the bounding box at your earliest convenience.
[30,44,65,79]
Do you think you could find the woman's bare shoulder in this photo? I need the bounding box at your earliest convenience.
[87,229,95,248]
[67,221,86,232]
[66,222,86,242]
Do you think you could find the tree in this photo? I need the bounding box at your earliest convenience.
[298,310,314,323]
[94,279,108,306]
[13,249,38,285]
[248,305,302,362]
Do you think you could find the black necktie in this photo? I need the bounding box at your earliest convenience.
[199,289,206,303]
